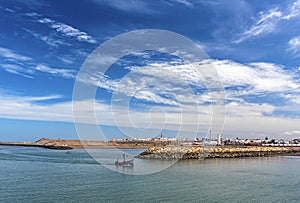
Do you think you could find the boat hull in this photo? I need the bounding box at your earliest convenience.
[115,159,134,167]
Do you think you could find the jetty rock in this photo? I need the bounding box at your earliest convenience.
[136,146,300,160]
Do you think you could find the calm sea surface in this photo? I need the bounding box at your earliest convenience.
[1,146,300,203]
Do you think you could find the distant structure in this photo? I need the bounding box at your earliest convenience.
[217,133,221,145]
[208,129,222,145]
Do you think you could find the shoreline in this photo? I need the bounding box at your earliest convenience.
[0,141,73,150]
[0,138,152,150]
[2,138,300,160]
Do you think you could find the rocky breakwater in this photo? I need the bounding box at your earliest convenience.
[136,146,300,160]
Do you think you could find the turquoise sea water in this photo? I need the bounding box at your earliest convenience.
[1,146,300,203]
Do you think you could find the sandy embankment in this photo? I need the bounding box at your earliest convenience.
[35,138,156,149]
[0,138,153,149]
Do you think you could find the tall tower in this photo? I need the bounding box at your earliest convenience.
[217,133,221,145]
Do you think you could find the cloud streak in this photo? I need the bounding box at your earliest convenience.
[211,60,299,93]
[0,91,300,139]
[0,47,32,61]
[288,36,300,56]
[35,64,76,78]
[0,46,77,79]
[23,28,69,47]
[35,16,97,44]
[93,0,157,14]
[235,8,282,43]
[235,0,300,43]
[1,62,76,79]
[1,64,34,79]
[282,0,300,20]
[79,59,300,106]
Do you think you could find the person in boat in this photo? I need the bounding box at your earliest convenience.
[115,153,134,166]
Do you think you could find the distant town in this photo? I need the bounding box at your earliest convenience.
[1,135,300,151]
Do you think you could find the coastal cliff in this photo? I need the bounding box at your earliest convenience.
[136,146,300,159]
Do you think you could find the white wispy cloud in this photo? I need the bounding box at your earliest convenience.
[1,91,300,139]
[57,57,74,64]
[74,58,300,139]
[236,0,300,43]
[203,60,300,106]
[36,17,97,44]
[93,0,156,14]
[50,22,97,43]
[0,47,32,61]
[163,0,194,8]
[25,12,42,17]
[99,0,194,12]
[287,36,300,55]
[35,64,76,78]
[226,101,275,117]
[0,93,73,123]
[282,0,300,20]
[211,60,299,93]
[235,8,282,43]
[37,17,54,24]
[23,28,69,47]
[79,59,299,106]
[285,130,300,135]
[1,64,34,79]
[284,94,300,104]
[5,8,15,13]
[0,93,62,102]
[222,116,300,138]
[0,47,77,79]
[78,62,208,106]
[1,62,76,79]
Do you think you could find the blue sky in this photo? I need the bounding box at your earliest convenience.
[1,0,300,141]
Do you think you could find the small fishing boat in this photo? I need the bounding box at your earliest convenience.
[115,154,134,167]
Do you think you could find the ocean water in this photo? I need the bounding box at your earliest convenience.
[1,146,300,203]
